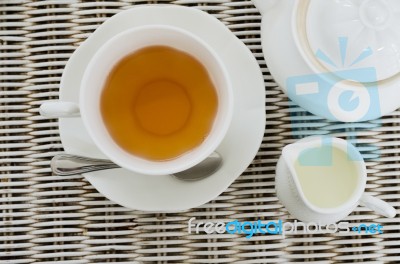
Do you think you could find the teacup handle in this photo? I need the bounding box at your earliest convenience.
[360,194,396,218]
[40,101,80,118]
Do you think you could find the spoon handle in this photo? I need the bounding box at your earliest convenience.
[51,154,119,176]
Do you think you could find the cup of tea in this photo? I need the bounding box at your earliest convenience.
[276,136,396,224]
[40,25,233,175]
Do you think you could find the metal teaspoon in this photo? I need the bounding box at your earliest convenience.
[51,152,222,181]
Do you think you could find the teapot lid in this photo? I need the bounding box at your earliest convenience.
[298,0,400,82]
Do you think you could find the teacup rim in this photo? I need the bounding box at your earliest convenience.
[80,24,233,175]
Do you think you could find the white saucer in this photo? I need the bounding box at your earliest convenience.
[59,5,265,211]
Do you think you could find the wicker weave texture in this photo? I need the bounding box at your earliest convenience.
[1,0,400,263]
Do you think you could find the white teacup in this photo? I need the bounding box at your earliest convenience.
[276,136,396,224]
[40,25,233,176]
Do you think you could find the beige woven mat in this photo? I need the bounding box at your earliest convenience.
[1,0,400,263]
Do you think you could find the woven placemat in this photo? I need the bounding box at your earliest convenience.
[1,0,399,263]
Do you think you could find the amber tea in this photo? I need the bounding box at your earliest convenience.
[100,45,218,161]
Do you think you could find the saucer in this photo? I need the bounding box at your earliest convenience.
[58,5,265,211]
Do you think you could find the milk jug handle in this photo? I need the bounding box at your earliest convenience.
[360,194,396,218]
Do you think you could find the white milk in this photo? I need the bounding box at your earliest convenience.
[294,147,359,208]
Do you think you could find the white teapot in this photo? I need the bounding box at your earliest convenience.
[253,0,400,122]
